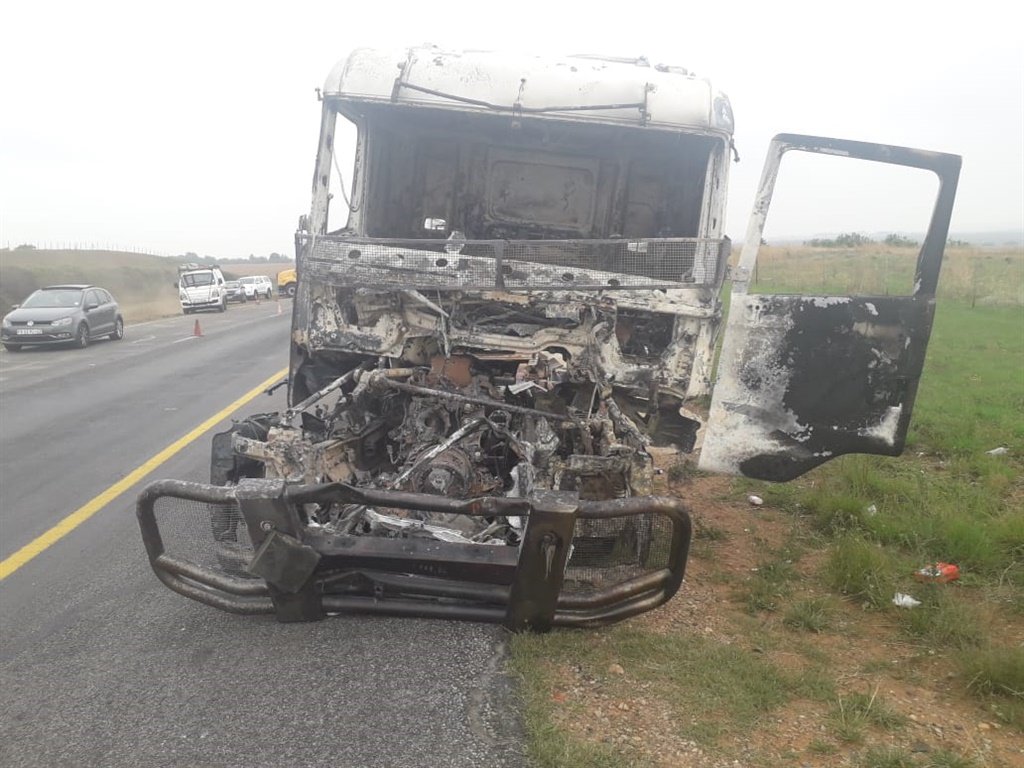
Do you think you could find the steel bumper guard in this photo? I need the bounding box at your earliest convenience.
[136,479,691,630]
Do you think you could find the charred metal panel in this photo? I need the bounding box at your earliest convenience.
[294,276,720,401]
[700,294,933,480]
[304,235,727,291]
[701,134,961,480]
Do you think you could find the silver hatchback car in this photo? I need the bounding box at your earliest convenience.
[1,284,125,351]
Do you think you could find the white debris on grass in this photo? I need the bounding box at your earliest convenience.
[892,592,921,609]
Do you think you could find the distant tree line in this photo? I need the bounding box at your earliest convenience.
[802,232,934,248]
[801,233,979,248]
[803,232,876,247]
[175,251,292,264]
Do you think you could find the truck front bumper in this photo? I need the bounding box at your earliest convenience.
[136,479,692,631]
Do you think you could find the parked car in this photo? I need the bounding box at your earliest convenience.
[223,281,247,303]
[239,275,273,300]
[2,284,124,351]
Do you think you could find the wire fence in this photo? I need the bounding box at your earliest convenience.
[1,241,170,257]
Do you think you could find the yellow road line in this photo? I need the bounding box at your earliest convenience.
[0,366,289,581]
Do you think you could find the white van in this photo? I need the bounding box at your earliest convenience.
[178,267,227,314]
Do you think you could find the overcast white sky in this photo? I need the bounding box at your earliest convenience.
[1,1,1021,257]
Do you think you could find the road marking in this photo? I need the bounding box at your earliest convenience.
[131,334,157,344]
[172,336,200,344]
[0,366,289,581]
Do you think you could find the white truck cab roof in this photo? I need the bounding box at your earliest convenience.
[324,47,733,137]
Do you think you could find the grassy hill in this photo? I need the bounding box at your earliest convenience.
[0,250,295,323]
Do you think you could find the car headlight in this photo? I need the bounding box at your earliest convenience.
[179,292,188,301]
[1,316,11,327]
[210,289,220,298]
[51,316,73,327]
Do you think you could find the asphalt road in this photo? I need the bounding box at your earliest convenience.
[0,302,526,768]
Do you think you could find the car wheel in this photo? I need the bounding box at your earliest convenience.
[266,289,272,300]
[3,343,22,352]
[286,285,296,298]
[74,323,89,349]
[109,317,124,340]
[219,299,227,313]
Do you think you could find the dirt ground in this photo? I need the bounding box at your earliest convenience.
[544,474,1024,768]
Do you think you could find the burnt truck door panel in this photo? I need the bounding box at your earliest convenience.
[699,134,961,481]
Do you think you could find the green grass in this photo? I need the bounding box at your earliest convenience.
[958,646,1024,730]
[853,745,915,768]
[960,646,1024,698]
[693,518,729,542]
[823,535,901,608]
[896,585,987,649]
[510,626,830,763]
[783,597,836,633]
[924,750,979,768]
[749,244,1023,306]
[738,556,796,614]
[830,690,907,743]
[807,738,837,755]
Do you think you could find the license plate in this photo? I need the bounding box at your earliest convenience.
[17,329,43,335]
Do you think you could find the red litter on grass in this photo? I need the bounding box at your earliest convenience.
[913,562,960,583]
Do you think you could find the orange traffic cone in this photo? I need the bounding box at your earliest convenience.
[193,318,203,337]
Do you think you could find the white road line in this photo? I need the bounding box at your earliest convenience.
[128,316,189,329]
[130,335,157,344]
[172,336,201,344]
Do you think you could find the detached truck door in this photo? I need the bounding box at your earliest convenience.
[699,134,961,481]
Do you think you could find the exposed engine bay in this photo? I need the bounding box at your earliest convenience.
[215,280,708,548]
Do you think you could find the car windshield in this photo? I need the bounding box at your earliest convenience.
[21,289,84,308]
[182,273,214,287]
[240,277,255,284]
[225,281,240,288]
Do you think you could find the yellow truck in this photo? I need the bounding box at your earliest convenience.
[276,268,296,297]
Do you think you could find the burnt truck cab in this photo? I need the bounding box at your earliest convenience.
[137,48,960,629]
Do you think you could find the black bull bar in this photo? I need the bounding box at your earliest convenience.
[136,479,692,631]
